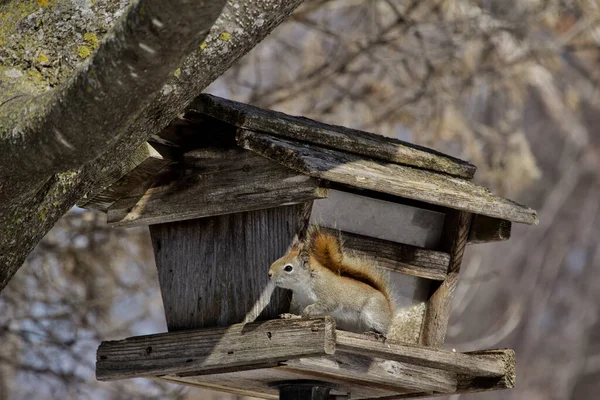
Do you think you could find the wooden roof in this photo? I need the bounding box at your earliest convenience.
[191,94,477,179]
[195,94,537,225]
[82,94,538,226]
[238,130,537,225]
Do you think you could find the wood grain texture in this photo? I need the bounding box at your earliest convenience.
[468,215,512,244]
[79,142,171,211]
[190,94,476,179]
[360,349,515,399]
[107,147,327,227]
[96,317,336,381]
[457,349,515,393]
[283,353,457,394]
[420,211,473,347]
[296,200,314,241]
[149,205,303,331]
[158,366,401,399]
[237,130,538,225]
[335,229,450,281]
[336,331,505,377]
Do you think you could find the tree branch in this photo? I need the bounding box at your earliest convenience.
[0,0,226,202]
[0,0,304,292]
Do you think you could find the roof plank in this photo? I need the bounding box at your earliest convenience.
[237,130,538,225]
[106,147,326,227]
[190,94,476,179]
[78,142,172,212]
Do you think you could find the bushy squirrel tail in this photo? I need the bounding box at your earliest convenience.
[304,225,395,312]
[305,225,344,270]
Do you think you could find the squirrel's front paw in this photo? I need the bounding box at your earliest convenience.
[302,304,320,317]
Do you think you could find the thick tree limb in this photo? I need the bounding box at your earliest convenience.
[0,0,225,202]
[0,0,304,292]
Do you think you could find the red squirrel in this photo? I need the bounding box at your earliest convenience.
[268,225,394,334]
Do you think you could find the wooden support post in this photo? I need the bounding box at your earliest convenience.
[270,380,337,400]
[420,210,473,347]
[149,204,308,331]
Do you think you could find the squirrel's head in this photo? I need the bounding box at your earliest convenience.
[268,236,312,290]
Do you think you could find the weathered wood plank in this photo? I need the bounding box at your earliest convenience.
[457,349,515,393]
[237,131,538,225]
[283,353,457,394]
[190,94,476,179]
[79,142,172,211]
[159,366,402,399]
[336,331,505,377]
[96,317,336,381]
[156,375,280,400]
[149,347,514,400]
[311,189,445,249]
[333,229,450,281]
[468,215,512,244]
[107,147,327,227]
[420,211,473,347]
[149,205,304,331]
[360,349,515,399]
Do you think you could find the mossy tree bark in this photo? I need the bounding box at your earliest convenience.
[0,0,304,291]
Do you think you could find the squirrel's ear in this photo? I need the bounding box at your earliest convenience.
[288,237,299,253]
[288,234,305,253]
[299,251,310,265]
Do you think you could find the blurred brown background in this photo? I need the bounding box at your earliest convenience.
[1,1,599,399]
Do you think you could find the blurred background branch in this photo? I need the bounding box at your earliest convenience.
[1,0,599,399]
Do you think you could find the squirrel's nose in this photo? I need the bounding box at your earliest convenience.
[268,271,273,279]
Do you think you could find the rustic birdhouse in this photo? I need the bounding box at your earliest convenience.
[83,94,537,399]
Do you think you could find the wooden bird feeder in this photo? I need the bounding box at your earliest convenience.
[83,94,537,399]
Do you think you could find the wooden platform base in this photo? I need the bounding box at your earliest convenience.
[96,317,514,399]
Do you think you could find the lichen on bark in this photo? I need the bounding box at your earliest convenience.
[0,0,304,293]
[0,0,126,89]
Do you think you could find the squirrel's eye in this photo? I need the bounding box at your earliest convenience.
[284,264,293,272]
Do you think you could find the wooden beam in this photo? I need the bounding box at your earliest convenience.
[190,94,476,179]
[158,366,401,399]
[420,211,472,347]
[336,331,505,377]
[78,142,172,211]
[457,349,515,393]
[106,147,327,227]
[237,130,538,225]
[334,229,450,281]
[149,204,305,331]
[360,349,515,399]
[96,317,336,381]
[468,215,512,244]
[283,354,457,394]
